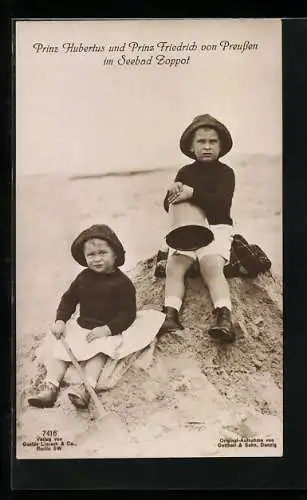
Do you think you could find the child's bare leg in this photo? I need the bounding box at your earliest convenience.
[84,353,107,388]
[165,254,194,309]
[160,253,193,332]
[199,254,234,341]
[199,254,231,308]
[67,354,106,409]
[45,358,69,388]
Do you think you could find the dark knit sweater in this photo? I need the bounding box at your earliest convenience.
[164,160,235,225]
[55,268,136,334]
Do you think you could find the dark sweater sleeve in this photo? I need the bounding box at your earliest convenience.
[163,169,185,213]
[191,167,235,217]
[55,277,80,323]
[106,279,137,335]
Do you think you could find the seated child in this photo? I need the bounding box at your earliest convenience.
[28,224,137,409]
[159,114,236,342]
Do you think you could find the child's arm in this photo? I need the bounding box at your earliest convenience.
[54,278,80,334]
[163,170,186,212]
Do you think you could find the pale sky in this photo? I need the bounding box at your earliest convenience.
[16,19,282,175]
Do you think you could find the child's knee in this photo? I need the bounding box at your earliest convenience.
[84,353,107,370]
[166,255,192,279]
[199,254,225,278]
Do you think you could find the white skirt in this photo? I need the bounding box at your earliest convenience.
[39,309,165,363]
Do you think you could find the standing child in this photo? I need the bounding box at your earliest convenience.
[28,224,137,409]
[160,114,235,342]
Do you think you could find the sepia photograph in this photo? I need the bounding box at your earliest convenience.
[15,18,283,460]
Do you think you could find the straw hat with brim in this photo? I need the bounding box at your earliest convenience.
[71,224,125,267]
[180,114,233,159]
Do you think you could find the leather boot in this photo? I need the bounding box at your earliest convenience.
[28,382,59,408]
[68,384,90,409]
[159,306,184,334]
[208,307,235,342]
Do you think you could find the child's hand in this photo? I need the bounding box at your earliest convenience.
[86,326,112,343]
[167,182,183,204]
[169,184,194,204]
[51,320,66,340]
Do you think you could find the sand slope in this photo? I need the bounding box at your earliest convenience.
[17,257,282,458]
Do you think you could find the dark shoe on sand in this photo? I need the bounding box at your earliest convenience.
[209,307,235,342]
[28,382,59,408]
[68,384,90,409]
[159,306,184,334]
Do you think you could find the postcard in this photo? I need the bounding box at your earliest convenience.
[14,18,282,461]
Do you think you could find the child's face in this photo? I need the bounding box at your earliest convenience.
[190,127,221,162]
[84,238,116,274]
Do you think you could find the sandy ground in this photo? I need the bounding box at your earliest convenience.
[16,154,283,458]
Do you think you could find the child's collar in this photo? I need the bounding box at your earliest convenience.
[195,159,220,166]
[87,267,117,276]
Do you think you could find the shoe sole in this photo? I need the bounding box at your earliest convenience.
[209,327,235,343]
[68,392,89,409]
[28,397,55,408]
[159,324,184,334]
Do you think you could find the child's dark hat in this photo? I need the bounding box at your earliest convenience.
[71,224,125,267]
[180,114,233,159]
